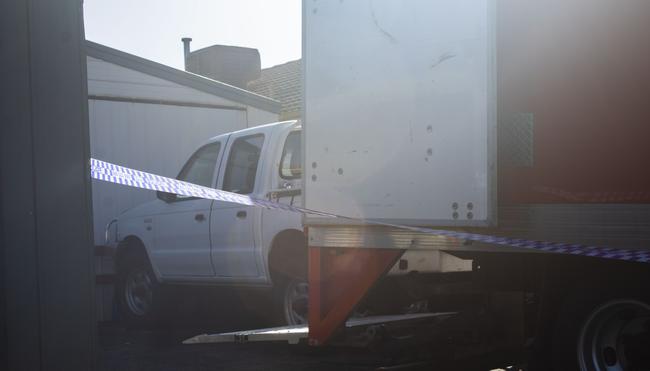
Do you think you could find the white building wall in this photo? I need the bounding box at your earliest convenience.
[88,56,248,106]
[88,56,279,245]
[89,100,247,245]
[246,106,281,127]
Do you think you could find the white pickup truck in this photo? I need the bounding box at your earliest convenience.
[109,120,469,325]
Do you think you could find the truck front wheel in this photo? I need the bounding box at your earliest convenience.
[116,250,159,326]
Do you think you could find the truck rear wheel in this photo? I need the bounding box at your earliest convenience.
[273,277,372,326]
[552,294,650,371]
[274,276,309,326]
[576,299,650,371]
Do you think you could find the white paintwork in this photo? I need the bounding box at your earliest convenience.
[89,100,244,246]
[88,56,274,114]
[247,106,281,127]
[259,127,305,281]
[210,127,275,278]
[153,198,215,276]
[388,251,472,275]
[303,0,496,226]
[114,121,300,285]
[114,121,449,286]
[88,56,279,246]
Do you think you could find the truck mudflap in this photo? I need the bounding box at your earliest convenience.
[183,312,455,345]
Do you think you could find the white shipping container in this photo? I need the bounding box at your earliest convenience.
[303,0,496,226]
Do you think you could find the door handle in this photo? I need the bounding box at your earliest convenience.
[194,213,205,222]
[236,210,247,219]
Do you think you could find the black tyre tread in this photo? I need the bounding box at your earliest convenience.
[550,290,650,371]
[271,275,309,327]
[115,249,159,328]
[271,275,291,326]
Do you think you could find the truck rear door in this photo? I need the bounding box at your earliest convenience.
[303,0,496,227]
[153,141,223,277]
[210,130,267,277]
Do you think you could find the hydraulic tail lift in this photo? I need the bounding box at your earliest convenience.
[184,245,458,347]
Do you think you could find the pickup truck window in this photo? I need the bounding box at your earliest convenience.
[280,131,301,179]
[177,142,221,188]
[223,134,264,194]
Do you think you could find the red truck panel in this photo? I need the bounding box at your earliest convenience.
[498,0,650,204]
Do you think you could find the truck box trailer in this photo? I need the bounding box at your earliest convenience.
[99,0,650,368]
[302,0,650,369]
[81,0,650,369]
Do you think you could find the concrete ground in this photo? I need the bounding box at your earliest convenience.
[97,287,519,371]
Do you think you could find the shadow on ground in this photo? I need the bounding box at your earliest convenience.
[98,286,389,371]
[97,286,513,371]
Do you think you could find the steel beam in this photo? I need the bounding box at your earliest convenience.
[0,0,95,369]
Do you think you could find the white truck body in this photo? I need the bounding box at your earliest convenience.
[303,0,496,227]
[187,1,650,366]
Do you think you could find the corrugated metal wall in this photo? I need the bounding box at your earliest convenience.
[88,100,246,245]
[87,56,278,246]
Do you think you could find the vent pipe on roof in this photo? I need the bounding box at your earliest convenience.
[181,37,192,70]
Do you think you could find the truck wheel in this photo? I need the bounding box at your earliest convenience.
[274,278,369,326]
[116,252,159,326]
[552,294,650,371]
[275,277,309,326]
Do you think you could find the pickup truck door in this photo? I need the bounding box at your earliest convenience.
[210,131,265,277]
[152,141,223,277]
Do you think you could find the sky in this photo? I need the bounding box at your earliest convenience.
[83,0,301,69]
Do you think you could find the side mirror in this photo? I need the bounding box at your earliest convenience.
[156,190,176,203]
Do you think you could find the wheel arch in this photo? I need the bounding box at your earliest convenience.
[114,235,151,274]
[267,229,307,284]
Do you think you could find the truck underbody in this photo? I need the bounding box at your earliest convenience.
[301,201,650,368]
[187,246,650,369]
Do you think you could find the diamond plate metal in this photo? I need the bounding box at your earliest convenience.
[500,112,534,167]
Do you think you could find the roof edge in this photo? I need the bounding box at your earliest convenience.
[262,58,301,71]
[189,43,260,57]
[85,40,281,114]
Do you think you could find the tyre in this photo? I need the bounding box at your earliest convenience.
[116,250,159,326]
[273,277,370,326]
[551,293,650,371]
[274,276,309,326]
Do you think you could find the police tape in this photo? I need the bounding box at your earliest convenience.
[90,158,650,264]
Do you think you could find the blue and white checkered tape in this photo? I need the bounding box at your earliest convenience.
[90,158,650,264]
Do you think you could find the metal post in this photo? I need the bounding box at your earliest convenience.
[182,37,192,70]
[0,0,95,369]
